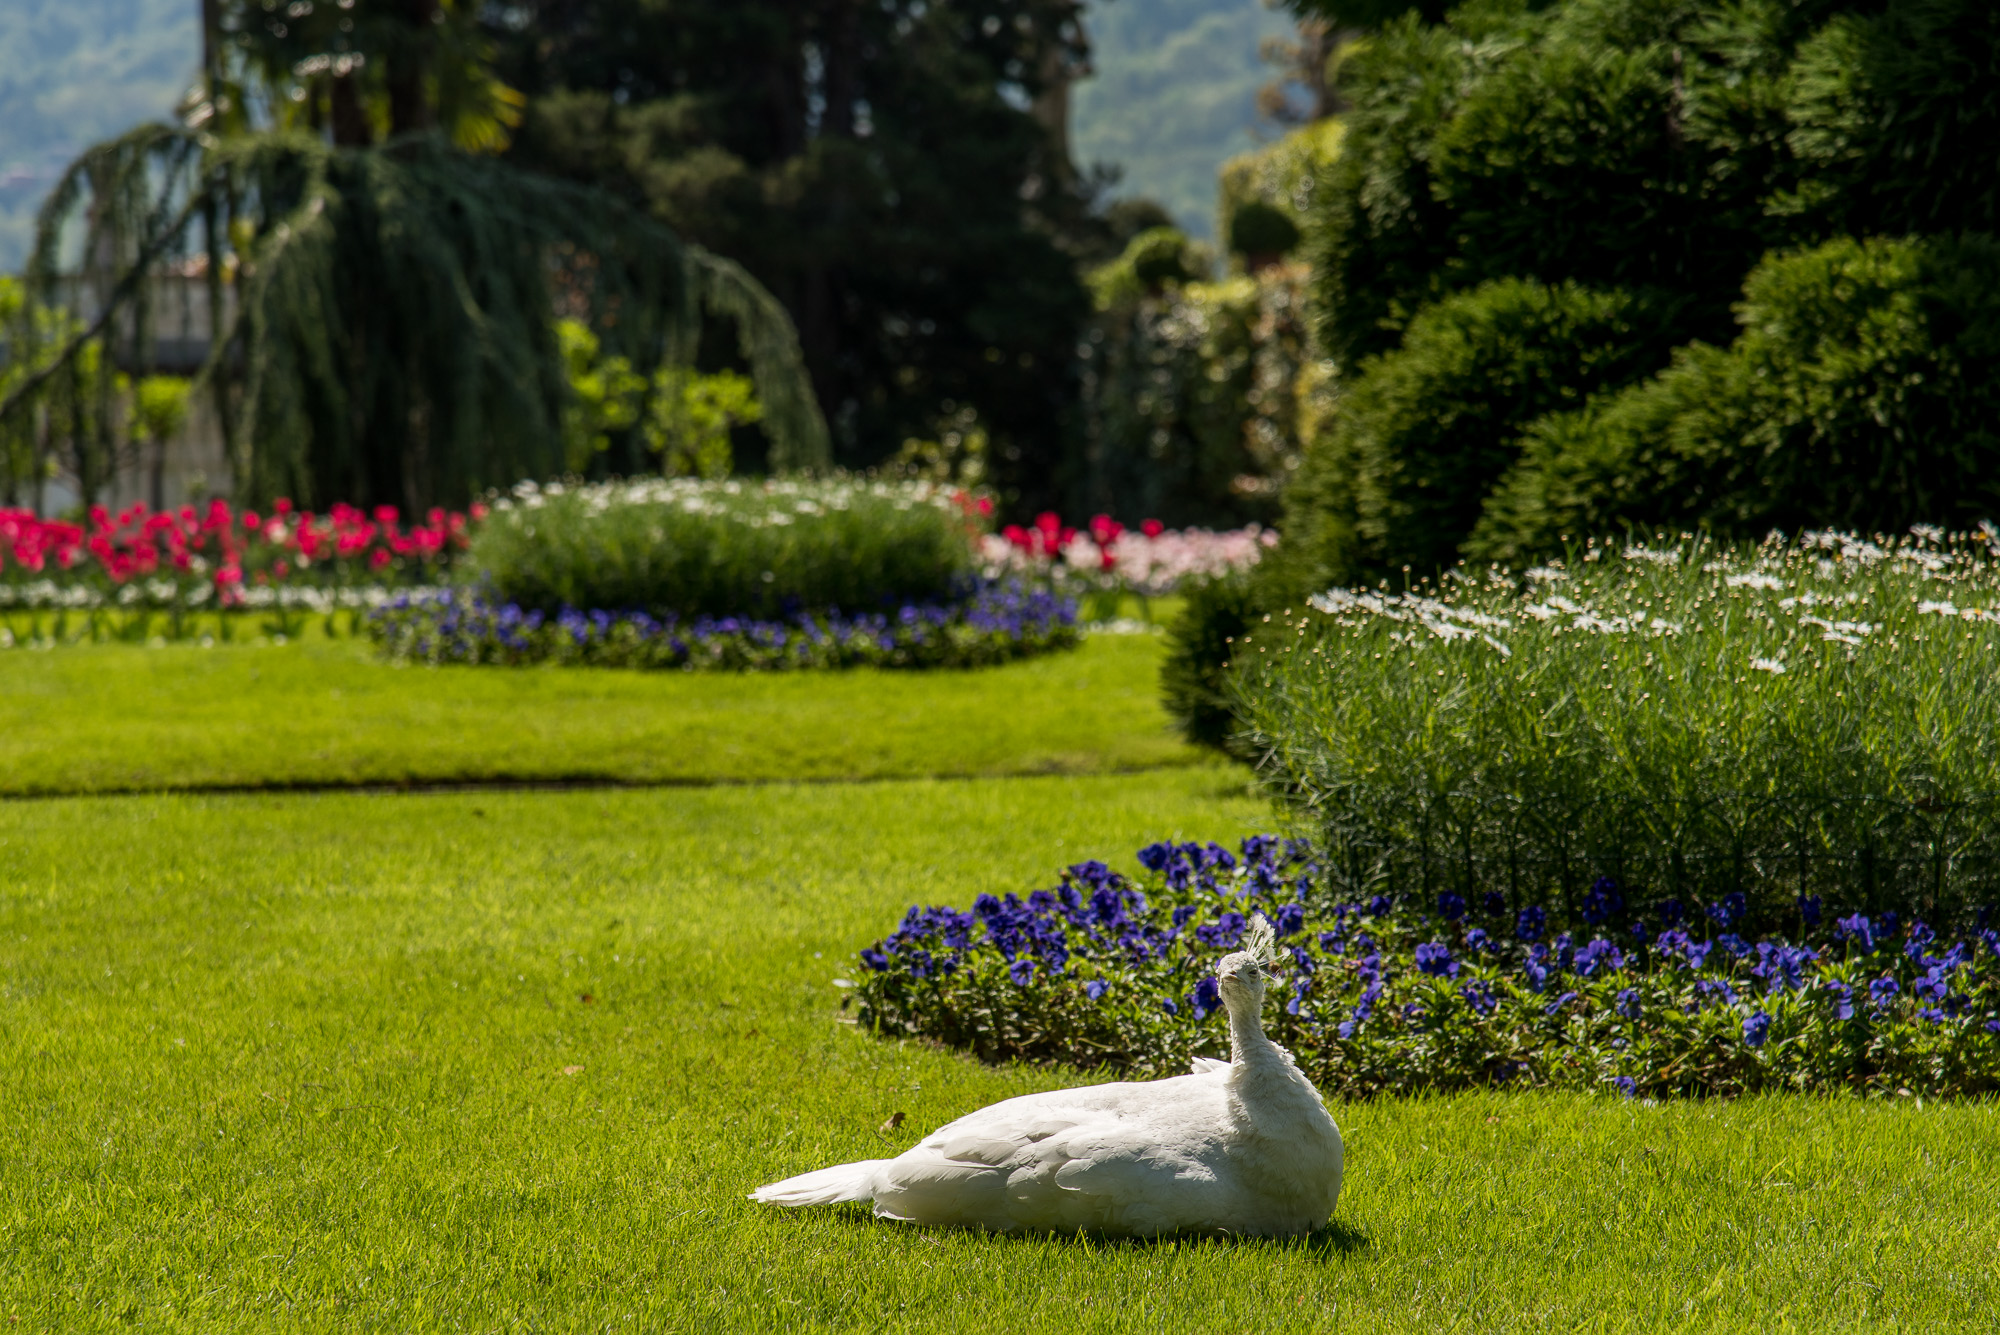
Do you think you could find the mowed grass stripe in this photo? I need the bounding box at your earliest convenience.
[2,773,1995,1331]
[0,632,1200,797]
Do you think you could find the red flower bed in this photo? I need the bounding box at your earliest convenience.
[0,499,482,607]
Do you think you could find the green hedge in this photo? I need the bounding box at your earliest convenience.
[1471,235,2000,564]
[1158,572,1258,752]
[1284,277,1671,587]
[468,477,977,617]
[1311,0,1792,367]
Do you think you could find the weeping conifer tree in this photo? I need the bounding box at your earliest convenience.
[0,121,829,510]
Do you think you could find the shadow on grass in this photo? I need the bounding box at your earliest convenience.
[815,1202,1370,1256]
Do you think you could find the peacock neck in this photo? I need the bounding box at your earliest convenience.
[1226,990,1279,1068]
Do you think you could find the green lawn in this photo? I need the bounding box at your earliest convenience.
[0,631,1199,795]
[4,774,1996,1331]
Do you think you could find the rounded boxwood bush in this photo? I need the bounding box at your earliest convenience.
[1160,572,1259,753]
[1473,233,2000,561]
[1227,201,1301,260]
[1275,277,1672,589]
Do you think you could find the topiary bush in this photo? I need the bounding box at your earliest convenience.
[1159,572,1259,752]
[1279,277,1673,587]
[1227,201,1301,261]
[467,477,979,619]
[1781,0,2000,239]
[1310,0,1797,369]
[1471,234,2000,563]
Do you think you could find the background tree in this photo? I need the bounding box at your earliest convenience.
[487,0,1100,512]
[0,0,829,511]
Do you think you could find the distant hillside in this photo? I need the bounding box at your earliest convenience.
[1072,0,1296,241]
[0,0,198,269]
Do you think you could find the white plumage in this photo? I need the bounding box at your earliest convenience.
[752,914,1344,1237]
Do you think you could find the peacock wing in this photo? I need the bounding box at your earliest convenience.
[867,1076,1234,1233]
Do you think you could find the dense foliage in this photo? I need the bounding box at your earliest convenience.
[1274,277,1671,589]
[554,320,763,479]
[1273,0,2000,586]
[1233,530,2000,932]
[467,477,980,620]
[1159,571,1259,750]
[1470,235,2000,564]
[4,2,829,513]
[1166,0,2000,746]
[491,0,1099,508]
[855,835,2000,1098]
[1076,232,1319,527]
[368,581,1076,672]
[0,277,130,510]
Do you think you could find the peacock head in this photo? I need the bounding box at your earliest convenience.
[1215,911,1283,1003]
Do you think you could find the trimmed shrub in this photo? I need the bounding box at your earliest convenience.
[1280,277,1671,588]
[1782,0,2000,238]
[1233,530,2000,936]
[1472,234,2000,562]
[467,477,978,618]
[1159,572,1259,752]
[1227,201,1301,260]
[1311,0,1796,367]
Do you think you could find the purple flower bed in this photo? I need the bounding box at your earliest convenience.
[853,837,2000,1099]
[367,580,1078,670]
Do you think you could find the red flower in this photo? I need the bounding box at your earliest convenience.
[1141,519,1165,538]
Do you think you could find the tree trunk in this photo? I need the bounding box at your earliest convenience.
[331,74,373,147]
[821,0,858,139]
[388,0,440,137]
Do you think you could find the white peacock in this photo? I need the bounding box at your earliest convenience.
[751,912,1344,1236]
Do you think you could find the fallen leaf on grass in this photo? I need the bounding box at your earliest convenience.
[879,1111,905,1133]
[562,1065,584,1076]
[579,994,594,1005]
